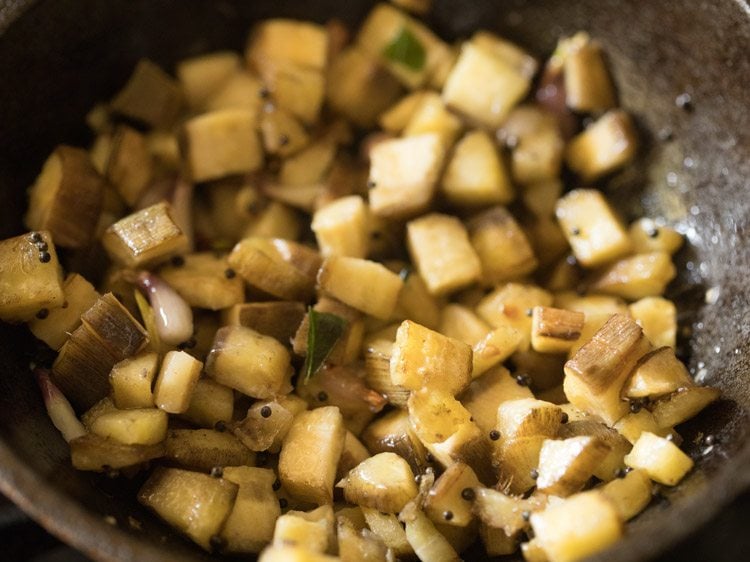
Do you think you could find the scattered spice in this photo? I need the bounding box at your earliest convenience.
[657,127,674,142]
[209,535,225,552]
[515,373,531,387]
[461,488,476,501]
[489,430,501,441]
[675,92,693,111]
[614,467,631,479]
[260,405,272,418]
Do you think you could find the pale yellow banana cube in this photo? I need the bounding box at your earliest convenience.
[624,431,693,486]
[442,43,530,128]
[311,196,369,259]
[90,408,168,446]
[530,492,622,562]
[317,256,403,320]
[442,130,513,206]
[407,213,482,296]
[368,133,446,219]
[176,51,240,109]
[109,352,158,409]
[182,109,263,183]
[205,326,291,399]
[554,189,631,268]
[629,296,677,348]
[153,351,203,414]
[566,110,637,182]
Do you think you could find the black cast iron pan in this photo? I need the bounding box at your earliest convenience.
[0,1,748,560]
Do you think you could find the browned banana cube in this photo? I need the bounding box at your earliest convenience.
[0,231,65,323]
[531,306,585,354]
[25,145,104,248]
[563,314,651,424]
[102,202,189,268]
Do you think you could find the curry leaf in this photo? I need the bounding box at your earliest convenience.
[303,308,347,383]
[383,26,426,72]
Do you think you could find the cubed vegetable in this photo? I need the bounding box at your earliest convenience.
[566,110,637,181]
[318,256,403,319]
[164,429,254,472]
[0,231,64,323]
[590,252,677,300]
[530,492,622,562]
[443,43,530,128]
[177,51,241,110]
[206,326,291,399]
[138,467,237,550]
[554,189,631,268]
[25,145,104,248]
[28,273,99,350]
[311,196,369,259]
[563,314,651,424]
[390,320,473,395]
[109,352,158,409]
[531,306,584,354]
[338,452,418,513]
[279,406,346,505]
[624,431,693,486]
[368,133,446,219]
[407,213,482,296]
[182,109,263,182]
[102,202,189,268]
[153,351,203,414]
[469,207,537,285]
[220,466,280,553]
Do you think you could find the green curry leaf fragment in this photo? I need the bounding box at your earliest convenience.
[383,26,426,71]
[303,308,347,383]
